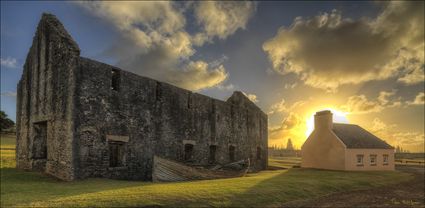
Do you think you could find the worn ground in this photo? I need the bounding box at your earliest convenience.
[282,165,424,208]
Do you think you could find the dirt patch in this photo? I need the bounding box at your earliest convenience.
[282,166,425,208]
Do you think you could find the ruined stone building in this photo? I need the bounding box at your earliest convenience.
[16,14,268,181]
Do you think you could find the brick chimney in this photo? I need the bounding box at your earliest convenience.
[314,110,333,130]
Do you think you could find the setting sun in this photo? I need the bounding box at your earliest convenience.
[305,109,349,137]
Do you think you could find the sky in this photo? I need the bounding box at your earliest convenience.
[1,1,424,152]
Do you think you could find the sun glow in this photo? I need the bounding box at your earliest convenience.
[305,108,349,137]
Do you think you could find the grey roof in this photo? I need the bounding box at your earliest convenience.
[332,123,394,149]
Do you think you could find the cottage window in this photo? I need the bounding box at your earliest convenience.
[229,145,236,162]
[256,146,262,160]
[184,144,194,161]
[208,145,217,164]
[109,141,124,167]
[356,155,364,166]
[111,69,120,91]
[370,154,377,166]
[383,154,389,165]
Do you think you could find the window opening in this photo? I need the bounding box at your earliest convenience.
[109,141,124,167]
[370,154,377,166]
[184,144,194,161]
[229,145,235,162]
[209,145,217,164]
[356,155,364,166]
[256,146,262,160]
[111,69,120,91]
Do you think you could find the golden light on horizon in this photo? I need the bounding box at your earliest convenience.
[305,109,349,137]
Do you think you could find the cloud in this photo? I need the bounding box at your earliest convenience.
[268,99,288,115]
[377,90,396,106]
[341,90,405,114]
[368,118,424,152]
[407,92,425,105]
[263,1,424,91]
[1,57,18,69]
[284,83,297,89]
[216,83,235,91]
[267,99,308,148]
[167,61,228,91]
[242,92,259,103]
[342,95,384,114]
[193,1,256,45]
[1,91,17,97]
[78,1,256,91]
[268,99,305,115]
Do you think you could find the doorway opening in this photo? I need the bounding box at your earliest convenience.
[32,121,47,159]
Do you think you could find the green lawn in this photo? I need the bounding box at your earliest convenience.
[1,135,412,207]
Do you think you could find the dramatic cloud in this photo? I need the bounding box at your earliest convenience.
[78,1,256,91]
[193,1,256,45]
[242,92,259,103]
[1,57,18,69]
[263,1,424,91]
[407,92,425,105]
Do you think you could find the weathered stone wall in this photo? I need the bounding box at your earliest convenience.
[74,58,268,180]
[16,13,80,181]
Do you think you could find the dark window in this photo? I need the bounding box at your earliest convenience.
[32,121,47,159]
[109,141,124,167]
[184,144,194,161]
[229,145,235,162]
[156,82,161,101]
[209,145,217,164]
[256,146,262,160]
[111,69,120,91]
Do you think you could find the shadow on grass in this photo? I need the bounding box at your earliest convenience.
[0,167,151,207]
[227,168,411,207]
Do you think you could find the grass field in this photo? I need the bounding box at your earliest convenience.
[0,134,412,207]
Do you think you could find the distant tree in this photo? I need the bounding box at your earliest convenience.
[286,138,294,151]
[0,110,15,131]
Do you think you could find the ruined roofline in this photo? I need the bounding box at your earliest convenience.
[79,57,267,116]
[32,12,265,116]
[20,13,80,84]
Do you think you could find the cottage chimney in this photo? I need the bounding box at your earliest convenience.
[314,110,333,130]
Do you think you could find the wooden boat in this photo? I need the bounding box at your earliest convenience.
[152,156,250,182]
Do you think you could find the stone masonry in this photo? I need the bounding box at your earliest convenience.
[16,13,268,181]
